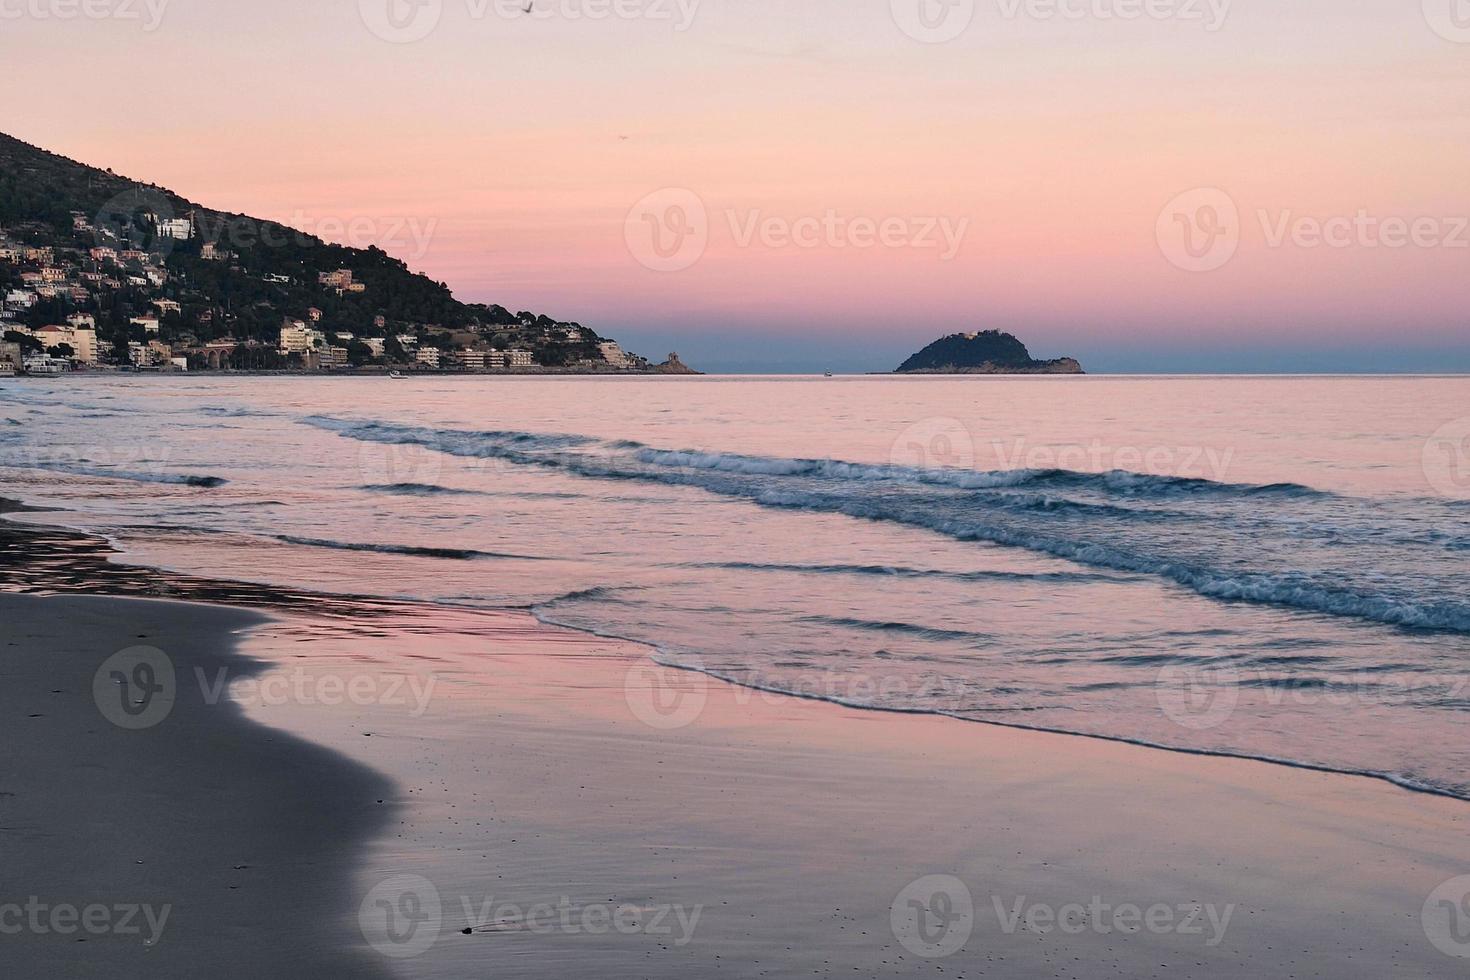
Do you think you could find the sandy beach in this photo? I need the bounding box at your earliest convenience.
[1,592,397,979]
[7,562,1467,977]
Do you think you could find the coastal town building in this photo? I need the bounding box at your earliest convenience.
[452,350,485,370]
[318,269,366,294]
[35,324,98,363]
[414,348,441,368]
[154,216,194,240]
[279,319,324,355]
[506,349,534,368]
[598,341,629,367]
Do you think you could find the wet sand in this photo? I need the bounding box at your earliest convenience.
[5,505,1469,978]
[235,603,1470,979]
[0,593,396,979]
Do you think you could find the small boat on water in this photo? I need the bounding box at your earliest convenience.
[388,371,406,380]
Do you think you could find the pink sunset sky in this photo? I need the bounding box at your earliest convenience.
[4,0,1468,371]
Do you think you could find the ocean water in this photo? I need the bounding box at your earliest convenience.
[2,375,1468,796]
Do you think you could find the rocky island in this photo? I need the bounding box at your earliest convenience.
[896,331,1084,375]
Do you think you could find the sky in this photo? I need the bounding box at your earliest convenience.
[3,0,1468,373]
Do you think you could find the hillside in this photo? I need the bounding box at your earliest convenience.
[896,331,1084,375]
[0,132,654,371]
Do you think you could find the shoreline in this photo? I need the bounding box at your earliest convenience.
[8,495,1470,808]
[243,598,1470,977]
[4,501,1470,974]
[0,591,398,979]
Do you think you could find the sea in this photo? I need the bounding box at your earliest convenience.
[2,374,1468,797]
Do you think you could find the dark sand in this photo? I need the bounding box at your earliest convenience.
[0,592,396,979]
